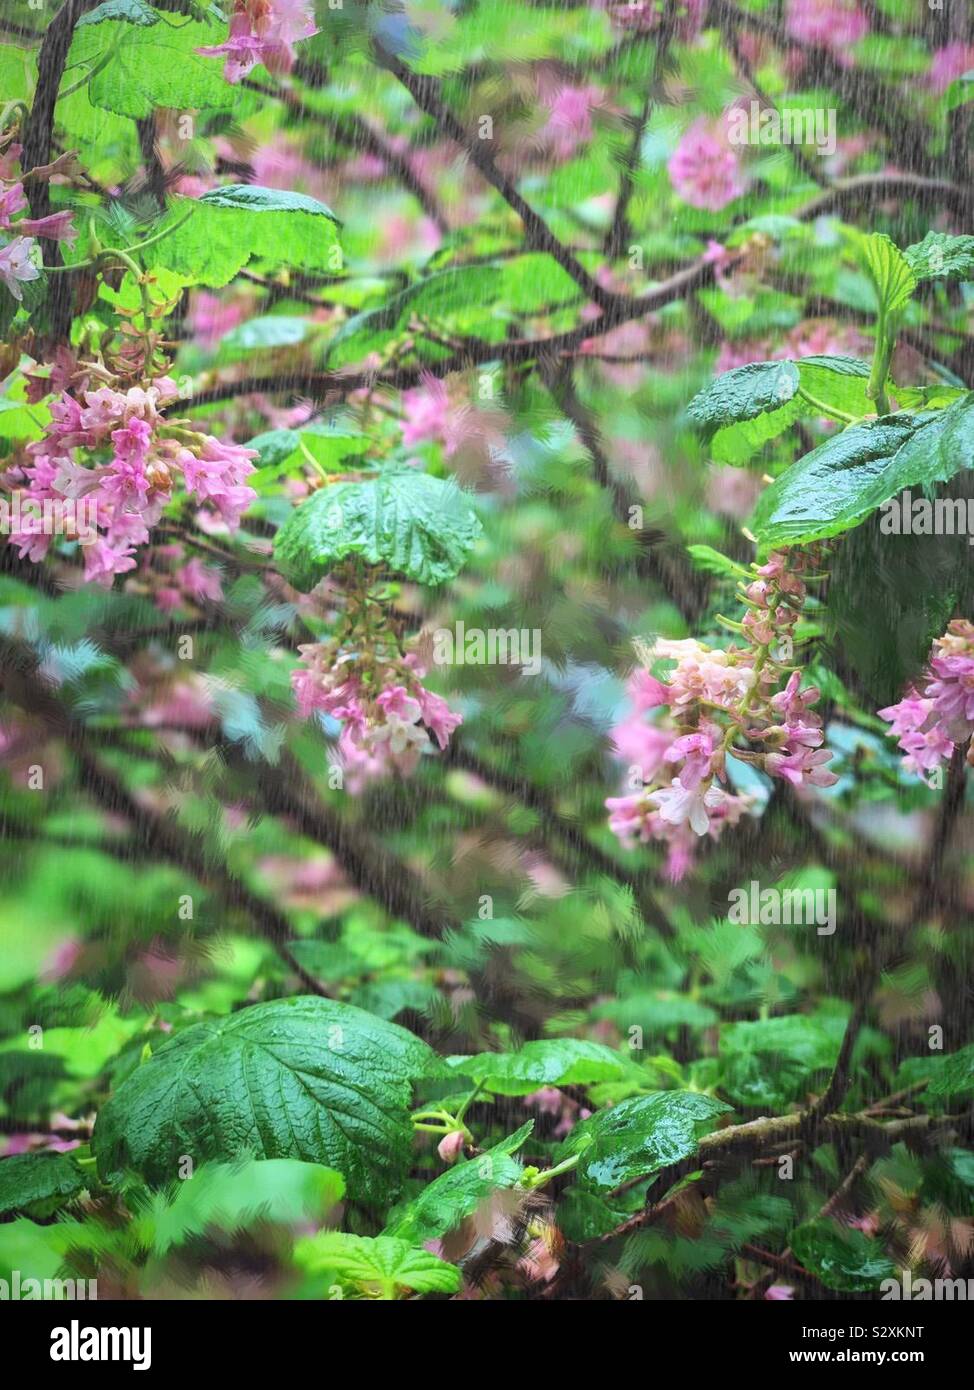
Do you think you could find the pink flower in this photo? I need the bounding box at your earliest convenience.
[928,43,974,94]
[17,210,77,245]
[786,0,868,59]
[648,778,727,836]
[765,1284,795,1300]
[0,235,40,301]
[176,558,224,604]
[668,120,746,211]
[416,685,463,749]
[665,728,717,790]
[0,182,27,225]
[197,0,318,83]
[436,1130,466,1164]
[401,377,451,448]
[543,85,602,159]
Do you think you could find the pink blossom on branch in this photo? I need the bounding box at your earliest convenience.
[197,0,318,83]
[668,120,747,212]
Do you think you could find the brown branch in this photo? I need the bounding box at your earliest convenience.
[377,45,616,312]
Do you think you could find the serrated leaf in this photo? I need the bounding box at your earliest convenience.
[67,11,237,120]
[445,1039,631,1095]
[0,1153,86,1219]
[76,0,158,25]
[846,230,916,317]
[274,467,481,589]
[91,996,434,1207]
[142,186,341,289]
[926,1043,974,1098]
[294,1232,461,1298]
[687,361,801,438]
[719,1015,839,1109]
[556,1091,731,1194]
[688,357,873,464]
[382,1122,533,1244]
[790,1220,896,1292]
[904,231,974,284]
[756,394,974,545]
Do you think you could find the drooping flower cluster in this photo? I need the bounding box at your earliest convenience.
[3,361,256,585]
[198,0,318,83]
[0,142,77,301]
[292,587,463,783]
[879,620,974,783]
[606,549,837,878]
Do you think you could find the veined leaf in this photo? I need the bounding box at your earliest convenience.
[688,357,873,464]
[791,1220,896,1292]
[294,1231,460,1298]
[846,230,916,317]
[926,1043,974,1098]
[142,186,341,288]
[445,1039,632,1095]
[0,1153,86,1219]
[67,9,237,120]
[91,997,434,1207]
[274,467,482,589]
[719,1014,840,1109]
[904,231,974,284]
[382,1122,533,1244]
[756,394,974,545]
[555,1091,731,1195]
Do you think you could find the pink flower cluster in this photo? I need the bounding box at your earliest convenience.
[785,0,868,61]
[668,119,747,212]
[606,550,838,877]
[292,640,463,781]
[0,144,76,302]
[198,0,317,83]
[4,364,256,585]
[879,620,974,783]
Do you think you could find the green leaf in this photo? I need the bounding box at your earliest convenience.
[926,1044,974,1098]
[687,361,801,438]
[67,11,237,120]
[846,230,916,317]
[756,394,974,545]
[686,545,752,581]
[0,1153,86,1219]
[142,186,341,289]
[790,1220,896,1292]
[555,1090,731,1195]
[147,1159,345,1254]
[687,357,873,464]
[294,1231,461,1298]
[446,1039,632,1095]
[383,1122,533,1244]
[903,232,974,284]
[719,1015,839,1110]
[91,996,434,1207]
[76,0,159,25]
[274,467,482,589]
